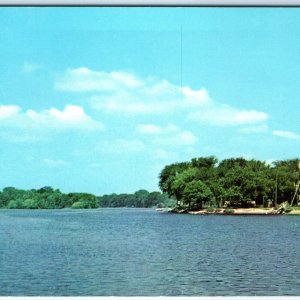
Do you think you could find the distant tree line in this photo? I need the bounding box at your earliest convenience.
[159,156,300,210]
[97,190,175,208]
[0,186,174,209]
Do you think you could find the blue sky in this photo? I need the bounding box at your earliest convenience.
[0,7,300,195]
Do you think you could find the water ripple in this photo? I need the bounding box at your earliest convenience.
[0,209,300,296]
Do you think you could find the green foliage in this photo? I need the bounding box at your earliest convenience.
[159,156,300,209]
[97,190,172,208]
[206,206,217,212]
[71,201,87,209]
[0,187,24,208]
[172,168,198,201]
[7,199,24,209]
[134,189,149,207]
[0,186,171,210]
[224,208,234,214]
[224,186,243,207]
[68,193,98,209]
[191,156,218,169]
[291,206,300,211]
[24,198,39,209]
[158,162,191,197]
[273,159,299,204]
[182,180,213,209]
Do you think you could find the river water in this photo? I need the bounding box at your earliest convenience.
[0,208,300,296]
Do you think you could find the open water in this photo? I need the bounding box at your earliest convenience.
[0,208,300,296]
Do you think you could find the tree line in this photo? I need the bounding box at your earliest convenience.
[159,156,300,210]
[2,156,298,210]
[0,186,174,209]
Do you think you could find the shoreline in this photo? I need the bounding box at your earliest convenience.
[168,207,300,215]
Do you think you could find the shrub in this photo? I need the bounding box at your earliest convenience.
[7,199,24,209]
[71,201,86,209]
[24,198,39,209]
[224,208,234,214]
[206,207,216,212]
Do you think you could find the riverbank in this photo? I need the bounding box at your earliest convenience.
[169,207,300,215]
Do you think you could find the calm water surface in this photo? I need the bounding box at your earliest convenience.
[0,208,300,296]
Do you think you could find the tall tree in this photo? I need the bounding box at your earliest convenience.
[182,180,213,209]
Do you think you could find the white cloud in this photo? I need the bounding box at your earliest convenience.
[0,104,104,133]
[55,67,210,115]
[43,158,69,167]
[180,131,197,145]
[0,132,46,143]
[272,130,300,140]
[182,86,210,106]
[151,148,178,161]
[136,124,162,134]
[55,67,269,128]
[136,123,179,135]
[157,131,197,147]
[55,67,142,92]
[100,139,145,154]
[189,104,269,126]
[41,105,100,129]
[21,62,42,73]
[92,94,175,114]
[239,124,269,133]
[136,123,197,147]
[0,105,21,119]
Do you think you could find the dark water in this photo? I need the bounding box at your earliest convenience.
[0,208,300,296]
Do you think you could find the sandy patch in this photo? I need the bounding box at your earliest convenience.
[287,210,300,214]
[187,208,276,215]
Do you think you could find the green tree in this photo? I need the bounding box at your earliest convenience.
[145,191,162,207]
[7,199,24,209]
[0,187,25,208]
[158,162,191,197]
[191,156,218,169]
[69,193,98,209]
[182,180,213,209]
[171,168,198,206]
[134,189,149,207]
[208,179,226,208]
[24,198,39,209]
[273,159,300,204]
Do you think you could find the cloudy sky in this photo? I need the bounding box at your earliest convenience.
[0,7,299,194]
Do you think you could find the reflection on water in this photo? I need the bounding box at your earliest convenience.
[0,208,300,296]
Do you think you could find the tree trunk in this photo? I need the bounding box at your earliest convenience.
[291,182,300,207]
[219,197,223,208]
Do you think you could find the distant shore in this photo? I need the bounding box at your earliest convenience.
[168,207,300,215]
